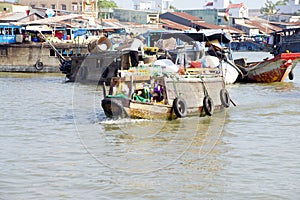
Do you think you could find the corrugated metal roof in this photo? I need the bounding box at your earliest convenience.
[160,19,191,31]
[220,25,245,34]
[0,11,44,22]
[14,14,84,26]
[227,3,246,9]
[102,19,125,28]
[193,21,222,29]
[245,19,282,34]
[171,12,202,22]
[0,12,30,22]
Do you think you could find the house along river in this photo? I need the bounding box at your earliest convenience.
[0,52,299,199]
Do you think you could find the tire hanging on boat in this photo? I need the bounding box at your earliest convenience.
[34,60,44,70]
[173,97,187,118]
[203,96,214,116]
[220,88,230,108]
[289,71,294,80]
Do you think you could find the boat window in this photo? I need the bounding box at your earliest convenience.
[13,28,20,34]
[0,47,8,57]
[49,49,56,57]
[61,4,66,10]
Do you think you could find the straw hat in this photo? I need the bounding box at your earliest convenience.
[209,39,222,50]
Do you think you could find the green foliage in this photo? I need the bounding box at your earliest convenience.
[98,0,117,8]
[276,0,289,6]
[260,0,289,15]
[170,5,176,10]
[260,0,279,15]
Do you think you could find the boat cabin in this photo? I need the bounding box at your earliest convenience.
[0,24,22,44]
[270,27,300,56]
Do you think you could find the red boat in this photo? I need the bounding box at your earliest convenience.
[235,53,300,83]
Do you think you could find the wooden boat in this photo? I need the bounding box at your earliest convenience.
[234,53,300,83]
[270,28,300,56]
[101,66,231,120]
[63,30,241,84]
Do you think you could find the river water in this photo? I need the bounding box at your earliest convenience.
[1,52,299,199]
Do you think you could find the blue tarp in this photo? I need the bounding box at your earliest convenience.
[73,29,87,38]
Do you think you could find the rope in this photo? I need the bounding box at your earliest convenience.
[198,74,209,97]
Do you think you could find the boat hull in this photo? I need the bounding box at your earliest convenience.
[101,76,228,120]
[236,53,300,83]
[221,60,240,84]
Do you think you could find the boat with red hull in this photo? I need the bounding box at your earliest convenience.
[235,53,300,83]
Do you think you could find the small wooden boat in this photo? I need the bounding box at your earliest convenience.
[235,53,300,83]
[101,66,231,120]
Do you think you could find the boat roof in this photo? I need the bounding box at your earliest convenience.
[160,29,232,44]
[0,23,22,28]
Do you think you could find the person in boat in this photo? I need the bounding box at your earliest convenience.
[206,40,226,60]
[152,82,164,103]
[192,40,205,60]
[112,79,129,97]
[132,83,151,103]
[129,34,145,67]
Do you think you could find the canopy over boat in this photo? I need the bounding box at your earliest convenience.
[160,29,232,44]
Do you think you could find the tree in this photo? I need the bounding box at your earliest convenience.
[276,0,289,5]
[170,5,177,10]
[260,0,279,15]
[260,0,289,15]
[98,0,117,9]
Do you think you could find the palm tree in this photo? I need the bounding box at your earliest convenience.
[260,0,289,15]
[260,0,279,15]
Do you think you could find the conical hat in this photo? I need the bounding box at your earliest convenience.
[209,39,222,49]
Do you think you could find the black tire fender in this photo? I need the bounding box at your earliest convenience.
[173,97,187,118]
[34,61,44,70]
[289,71,294,80]
[220,88,230,108]
[203,96,214,116]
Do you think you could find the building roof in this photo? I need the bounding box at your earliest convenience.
[220,25,245,34]
[205,2,213,7]
[245,19,282,34]
[170,12,202,22]
[227,3,246,9]
[13,14,84,26]
[0,12,43,22]
[192,21,222,29]
[102,19,125,28]
[160,18,191,31]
